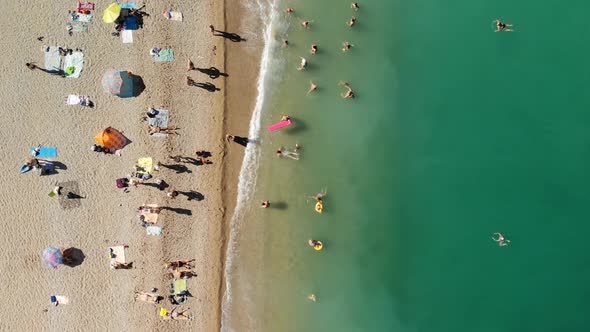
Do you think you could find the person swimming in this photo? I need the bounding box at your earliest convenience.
[347,16,356,27]
[310,44,318,55]
[308,80,317,94]
[351,2,359,11]
[342,41,353,52]
[339,81,354,99]
[301,20,311,29]
[298,57,307,71]
[492,232,511,246]
[276,147,300,160]
[308,239,323,251]
[494,19,513,32]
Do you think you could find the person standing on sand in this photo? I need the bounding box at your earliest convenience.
[209,25,215,34]
[26,62,38,70]
[308,81,317,94]
[167,190,179,199]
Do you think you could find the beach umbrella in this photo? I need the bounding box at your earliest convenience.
[42,246,63,269]
[103,3,121,23]
[101,69,134,97]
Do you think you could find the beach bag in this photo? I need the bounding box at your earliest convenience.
[116,178,128,188]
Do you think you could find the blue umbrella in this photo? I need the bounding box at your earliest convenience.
[101,69,134,97]
[42,246,63,269]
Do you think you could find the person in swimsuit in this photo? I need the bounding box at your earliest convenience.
[351,2,360,11]
[26,62,38,70]
[310,44,318,55]
[494,19,513,32]
[347,16,357,27]
[298,57,307,71]
[285,7,294,14]
[261,200,270,208]
[339,81,354,99]
[308,81,318,94]
[301,20,311,29]
[148,126,180,135]
[342,41,353,52]
[492,232,511,246]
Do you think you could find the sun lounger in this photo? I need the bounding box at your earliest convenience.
[63,51,84,78]
[44,46,62,72]
[66,95,81,105]
[147,109,169,137]
[121,30,133,43]
[30,147,57,157]
[154,49,174,63]
[67,21,89,33]
[268,119,292,132]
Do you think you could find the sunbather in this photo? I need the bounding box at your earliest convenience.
[165,259,195,270]
[111,261,133,269]
[148,126,180,135]
[162,307,192,320]
[135,292,162,304]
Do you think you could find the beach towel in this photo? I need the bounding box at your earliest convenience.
[124,15,138,30]
[63,51,84,78]
[146,226,162,236]
[77,2,95,11]
[44,46,62,72]
[76,14,93,23]
[154,49,174,63]
[136,157,154,174]
[139,204,160,224]
[268,119,292,132]
[163,10,183,21]
[120,3,138,9]
[30,147,57,157]
[121,30,133,43]
[67,21,90,33]
[174,279,187,294]
[66,95,81,105]
[109,246,126,268]
[147,109,169,137]
[51,295,69,305]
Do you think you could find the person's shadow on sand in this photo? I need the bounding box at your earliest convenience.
[161,206,193,215]
[192,82,220,92]
[178,191,204,201]
[213,30,246,42]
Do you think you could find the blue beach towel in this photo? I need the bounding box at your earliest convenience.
[120,3,138,9]
[124,16,138,30]
[30,147,57,157]
[154,49,174,62]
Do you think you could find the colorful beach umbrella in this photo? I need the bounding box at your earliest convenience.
[101,69,134,97]
[103,3,121,23]
[42,246,63,269]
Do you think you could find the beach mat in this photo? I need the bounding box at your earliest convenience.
[121,30,133,43]
[147,109,169,137]
[109,246,126,268]
[154,49,174,62]
[30,147,57,157]
[163,10,183,21]
[146,226,162,236]
[63,51,84,78]
[44,46,61,72]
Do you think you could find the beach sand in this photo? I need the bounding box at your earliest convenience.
[0,0,261,330]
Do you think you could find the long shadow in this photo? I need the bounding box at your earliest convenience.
[195,67,229,79]
[179,191,204,201]
[161,164,192,174]
[63,247,85,268]
[192,82,220,92]
[181,157,203,166]
[38,67,66,77]
[41,161,68,176]
[66,192,86,199]
[161,206,193,215]
[142,180,169,191]
[284,117,308,135]
[131,74,146,97]
[213,30,246,42]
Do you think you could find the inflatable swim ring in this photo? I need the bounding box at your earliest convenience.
[315,201,323,214]
[314,242,323,251]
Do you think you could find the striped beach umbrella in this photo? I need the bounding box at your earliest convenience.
[42,246,63,269]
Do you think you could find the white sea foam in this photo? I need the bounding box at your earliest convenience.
[221,0,284,331]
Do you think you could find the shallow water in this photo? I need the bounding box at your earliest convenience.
[223,0,590,331]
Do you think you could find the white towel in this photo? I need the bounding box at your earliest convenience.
[169,11,183,21]
[121,30,133,44]
[109,246,126,264]
[55,296,69,305]
[44,46,62,72]
[66,95,81,105]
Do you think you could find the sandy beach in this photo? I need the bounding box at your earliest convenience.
[0,0,261,331]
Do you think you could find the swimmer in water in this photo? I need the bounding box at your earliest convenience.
[492,232,511,246]
[285,7,294,14]
[308,294,316,302]
[283,40,289,47]
[310,189,327,202]
[342,41,353,52]
[301,20,311,29]
[347,16,356,27]
[351,2,359,11]
[310,44,318,55]
[308,239,323,250]
[308,80,317,94]
[298,57,307,71]
[339,81,354,99]
[281,115,291,121]
[494,19,513,32]
[276,147,300,160]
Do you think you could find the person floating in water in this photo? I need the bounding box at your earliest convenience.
[261,200,270,208]
[347,16,356,28]
[494,19,513,32]
[298,57,307,71]
[308,80,317,94]
[285,7,294,14]
[351,2,360,11]
[276,146,300,160]
[342,41,353,52]
[307,294,316,302]
[308,239,323,251]
[301,20,312,29]
[492,232,511,246]
[310,189,327,202]
[339,81,354,99]
[310,44,318,55]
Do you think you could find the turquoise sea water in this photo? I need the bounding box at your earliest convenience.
[223,0,590,331]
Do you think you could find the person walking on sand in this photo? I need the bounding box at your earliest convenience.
[167,190,179,199]
[310,44,318,55]
[261,200,270,208]
[308,81,317,94]
[187,59,195,71]
[494,19,513,32]
[26,62,38,70]
[351,2,360,11]
[339,81,354,99]
[209,25,215,34]
[298,57,307,71]
[492,232,511,246]
[342,41,353,52]
[347,16,357,27]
